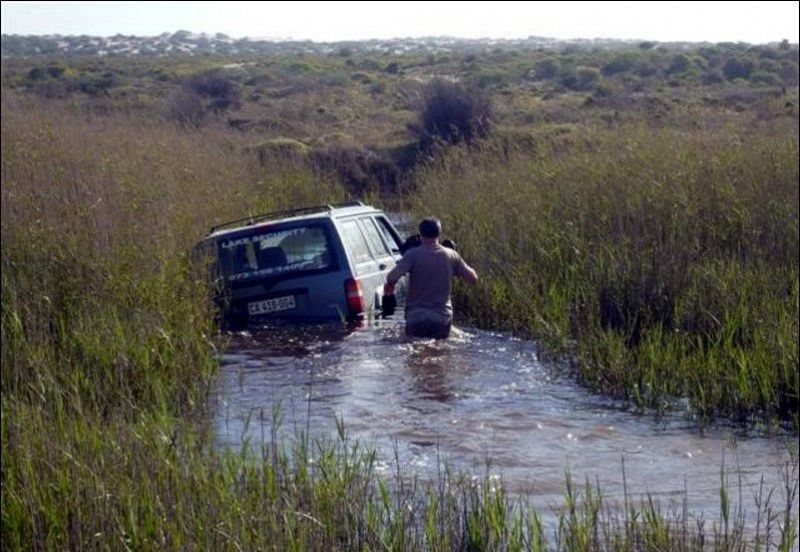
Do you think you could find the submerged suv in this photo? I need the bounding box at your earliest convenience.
[195,202,405,325]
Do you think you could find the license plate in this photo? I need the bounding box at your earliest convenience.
[248,295,296,315]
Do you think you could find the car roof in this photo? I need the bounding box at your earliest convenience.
[205,201,383,239]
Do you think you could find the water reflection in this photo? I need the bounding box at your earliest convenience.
[405,340,465,402]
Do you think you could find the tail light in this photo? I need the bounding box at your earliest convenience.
[344,278,365,317]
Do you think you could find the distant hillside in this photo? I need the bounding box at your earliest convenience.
[3,30,787,59]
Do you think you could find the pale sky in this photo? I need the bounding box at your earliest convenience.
[2,1,798,43]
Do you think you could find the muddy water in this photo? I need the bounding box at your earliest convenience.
[212,316,797,522]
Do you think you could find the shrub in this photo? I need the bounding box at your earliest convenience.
[185,70,241,111]
[471,69,510,89]
[533,57,561,79]
[415,79,493,152]
[246,137,310,163]
[72,72,117,97]
[368,81,387,95]
[359,59,382,71]
[321,71,348,87]
[722,57,756,81]
[666,53,692,75]
[602,53,637,76]
[750,70,780,85]
[350,72,372,84]
[167,89,206,127]
[593,80,618,98]
[698,46,723,63]
[312,146,400,194]
[759,59,780,74]
[703,69,724,85]
[635,60,659,78]
[561,67,601,91]
[27,66,45,81]
[779,61,799,86]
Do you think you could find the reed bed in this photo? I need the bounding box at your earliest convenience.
[412,125,798,426]
[2,96,797,550]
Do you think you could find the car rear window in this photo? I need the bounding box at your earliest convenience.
[218,224,334,281]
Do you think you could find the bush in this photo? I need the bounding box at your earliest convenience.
[47,64,68,78]
[759,59,780,74]
[722,57,756,81]
[471,69,510,89]
[321,71,348,87]
[561,67,601,91]
[27,66,45,81]
[750,70,780,86]
[246,138,310,164]
[593,80,618,98]
[779,61,799,86]
[533,57,561,79]
[703,69,724,85]
[602,53,637,76]
[350,72,372,84]
[666,54,692,75]
[635,60,659,78]
[67,72,117,97]
[185,70,241,111]
[415,79,493,152]
[312,146,400,194]
[167,89,206,127]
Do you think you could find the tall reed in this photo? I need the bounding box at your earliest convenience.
[412,124,799,425]
[2,95,797,549]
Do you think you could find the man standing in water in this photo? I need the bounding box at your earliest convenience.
[384,218,478,339]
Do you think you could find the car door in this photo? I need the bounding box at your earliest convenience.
[372,215,403,261]
[339,218,381,305]
[357,216,398,305]
[371,214,407,296]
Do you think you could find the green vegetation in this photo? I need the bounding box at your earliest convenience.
[416,79,493,151]
[2,37,798,548]
[414,126,798,424]
[3,38,798,175]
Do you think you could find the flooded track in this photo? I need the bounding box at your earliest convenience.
[212,315,797,522]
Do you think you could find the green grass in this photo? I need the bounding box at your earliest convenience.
[2,68,799,548]
[3,41,797,153]
[1,94,344,415]
[411,124,798,426]
[4,406,797,550]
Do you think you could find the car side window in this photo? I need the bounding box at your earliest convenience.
[359,218,392,258]
[375,216,402,254]
[340,220,373,264]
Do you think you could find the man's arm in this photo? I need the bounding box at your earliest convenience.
[453,254,478,285]
[460,263,478,285]
[386,257,410,285]
[385,250,413,293]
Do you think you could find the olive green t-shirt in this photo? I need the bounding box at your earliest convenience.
[387,243,471,318]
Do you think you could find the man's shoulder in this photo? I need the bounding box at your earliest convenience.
[423,244,454,259]
[442,246,463,261]
[401,245,422,260]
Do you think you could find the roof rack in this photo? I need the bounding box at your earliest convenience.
[208,200,366,234]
